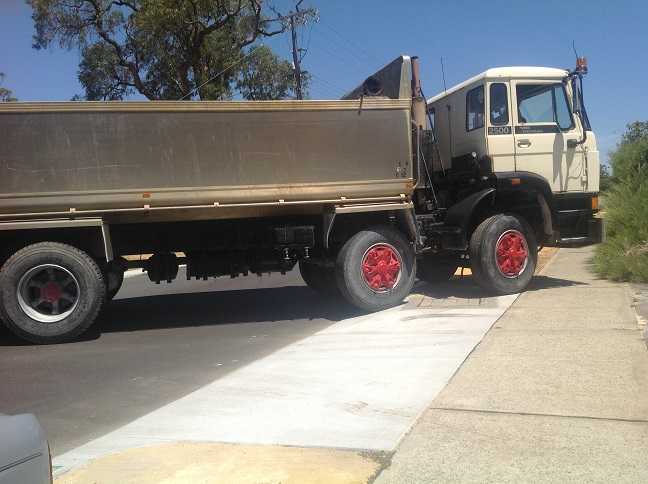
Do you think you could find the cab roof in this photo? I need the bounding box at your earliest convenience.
[426,66,569,104]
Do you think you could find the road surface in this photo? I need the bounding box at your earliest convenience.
[1,269,351,456]
[0,266,518,476]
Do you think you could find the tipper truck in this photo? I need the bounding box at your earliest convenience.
[0,56,602,343]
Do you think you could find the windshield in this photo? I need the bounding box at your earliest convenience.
[517,83,574,130]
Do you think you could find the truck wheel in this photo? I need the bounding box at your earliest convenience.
[299,261,339,296]
[0,242,106,344]
[469,214,537,295]
[417,257,458,283]
[336,226,415,311]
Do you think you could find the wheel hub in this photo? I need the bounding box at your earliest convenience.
[17,264,80,323]
[361,244,401,292]
[41,282,62,303]
[495,230,529,277]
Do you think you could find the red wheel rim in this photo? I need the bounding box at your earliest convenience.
[495,230,529,277]
[361,243,402,292]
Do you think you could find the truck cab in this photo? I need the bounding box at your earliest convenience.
[425,63,601,245]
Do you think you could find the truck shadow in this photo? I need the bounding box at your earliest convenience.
[413,274,587,299]
[95,286,362,334]
[0,274,585,346]
[95,274,586,335]
[0,286,361,346]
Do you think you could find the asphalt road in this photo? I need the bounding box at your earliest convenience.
[0,268,360,456]
[2,265,521,475]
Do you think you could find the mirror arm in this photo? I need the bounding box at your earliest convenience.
[566,74,587,148]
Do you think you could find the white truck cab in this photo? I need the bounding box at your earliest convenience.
[427,66,599,193]
[425,61,601,245]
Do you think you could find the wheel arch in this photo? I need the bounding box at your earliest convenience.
[443,188,496,250]
[326,203,418,251]
[491,172,556,246]
[443,173,556,250]
[0,219,113,267]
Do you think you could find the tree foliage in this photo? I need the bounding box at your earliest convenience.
[0,73,17,102]
[621,121,648,146]
[28,0,299,100]
[599,163,613,192]
[594,122,648,282]
[236,45,308,100]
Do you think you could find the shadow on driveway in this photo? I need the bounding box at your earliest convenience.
[0,273,586,346]
[96,286,362,333]
[412,274,587,300]
[0,285,361,346]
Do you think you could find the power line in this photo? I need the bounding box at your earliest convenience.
[318,23,383,65]
[308,35,371,80]
[299,21,314,63]
[178,45,262,100]
[312,25,372,67]
[309,73,347,99]
[308,81,342,100]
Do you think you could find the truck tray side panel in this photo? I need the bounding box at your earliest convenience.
[0,100,413,218]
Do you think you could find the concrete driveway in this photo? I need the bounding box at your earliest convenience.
[0,266,519,480]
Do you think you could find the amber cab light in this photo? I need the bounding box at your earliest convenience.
[591,196,599,210]
[576,57,588,74]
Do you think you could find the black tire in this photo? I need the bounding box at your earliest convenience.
[469,214,537,295]
[335,226,416,312]
[0,242,106,344]
[416,256,458,283]
[104,259,126,301]
[299,261,340,296]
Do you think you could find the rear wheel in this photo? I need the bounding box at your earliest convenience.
[335,226,415,311]
[299,261,339,296]
[0,242,106,344]
[469,214,537,294]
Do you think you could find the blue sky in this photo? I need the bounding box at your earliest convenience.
[1,0,647,162]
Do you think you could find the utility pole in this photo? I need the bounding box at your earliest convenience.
[283,0,317,100]
[290,14,303,100]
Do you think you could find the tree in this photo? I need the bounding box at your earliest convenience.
[0,73,17,102]
[28,0,295,101]
[599,163,613,192]
[621,121,648,146]
[236,45,309,100]
[594,122,648,282]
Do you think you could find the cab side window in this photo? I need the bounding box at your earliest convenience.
[489,83,509,126]
[516,84,573,130]
[466,85,484,131]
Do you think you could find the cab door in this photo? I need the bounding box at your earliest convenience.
[512,80,585,192]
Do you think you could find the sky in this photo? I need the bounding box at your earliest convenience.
[1,0,647,162]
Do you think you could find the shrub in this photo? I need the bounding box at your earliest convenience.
[593,135,648,281]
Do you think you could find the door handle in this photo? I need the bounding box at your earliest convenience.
[517,139,532,148]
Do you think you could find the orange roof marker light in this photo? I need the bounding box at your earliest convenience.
[576,57,588,75]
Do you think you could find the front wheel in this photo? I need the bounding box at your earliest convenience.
[469,214,537,295]
[335,226,416,312]
[0,242,106,344]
